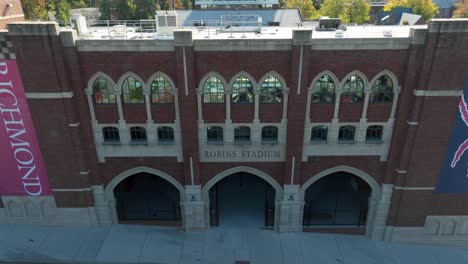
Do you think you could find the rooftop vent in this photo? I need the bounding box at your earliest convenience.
[316,17,346,31]
[155,11,178,36]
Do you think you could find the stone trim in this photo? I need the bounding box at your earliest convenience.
[393,186,435,190]
[413,89,463,96]
[25,92,73,99]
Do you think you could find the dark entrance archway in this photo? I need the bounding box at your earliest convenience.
[303,172,371,226]
[209,172,275,228]
[114,172,181,226]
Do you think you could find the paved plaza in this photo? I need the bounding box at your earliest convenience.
[0,224,468,264]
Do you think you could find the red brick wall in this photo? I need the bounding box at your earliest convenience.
[152,104,176,123]
[259,103,283,123]
[231,103,254,123]
[203,103,225,123]
[123,104,146,123]
[338,103,364,122]
[366,103,392,122]
[95,105,119,123]
[310,103,334,122]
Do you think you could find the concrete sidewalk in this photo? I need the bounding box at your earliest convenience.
[0,224,468,264]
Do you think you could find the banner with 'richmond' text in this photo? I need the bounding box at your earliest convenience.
[0,60,51,196]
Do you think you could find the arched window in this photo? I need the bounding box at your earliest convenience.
[122,76,144,103]
[151,76,174,103]
[93,76,115,104]
[366,125,383,141]
[203,76,225,103]
[260,75,282,103]
[232,75,254,103]
[341,75,364,103]
[370,74,394,103]
[261,126,278,143]
[311,125,328,141]
[338,126,356,141]
[312,75,335,103]
[157,126,174,142]
[102,127,120,142]
[130,126,147,142]
[207,126,223,143]
[234,126,251,143]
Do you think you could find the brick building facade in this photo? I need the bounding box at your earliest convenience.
[0,19,467,246]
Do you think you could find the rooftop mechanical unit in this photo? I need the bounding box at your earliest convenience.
[316,17,346,31]
[155,11,179,36]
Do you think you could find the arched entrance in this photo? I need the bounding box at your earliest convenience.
[303,172,371,226]
[202,166,283,229]
[300,166,381,235]
[104,167,185,226]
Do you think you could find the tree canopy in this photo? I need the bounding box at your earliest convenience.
[21,0,47,20]
[320,0,370,23]
[384,0,439,20]
[288,0,320,19]
[453,0,468,18]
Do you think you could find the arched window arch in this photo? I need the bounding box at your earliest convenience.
[203,76,225,103]
[338,125,356,141]
[122,76,144,103]
[366,125,383,141]
[102,127,120,142]
[312,75,335,103]
[341,75,364,103]
[370,74,394,103]
[261,126,278,143]
[260,75,283,103]
[93,76,115,104]
[130,126,147,142]
[150,76,174,103]
[234,126,251,143]
[232,75,254,103]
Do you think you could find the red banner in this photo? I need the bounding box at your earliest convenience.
[0,60,51,196]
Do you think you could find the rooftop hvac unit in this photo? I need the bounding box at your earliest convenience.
[155,11,179,36]
[316,17,346,31]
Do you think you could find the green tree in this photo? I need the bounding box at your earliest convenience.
[47,0,71,24]
[341,0,370,23]
[21,0,47,20]
[181,0,192,10]
[136,0,156,19]
[70,0,88,8]
[384,0,439,20]
[288,0,320,19]
[117,0,137,19]
[320,0,345,18]
[452,0,468,18]
[99,0,112,19]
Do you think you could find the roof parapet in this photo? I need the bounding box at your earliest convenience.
[174,30,193,46]
[7,22,59,36]
[428,18,468,33]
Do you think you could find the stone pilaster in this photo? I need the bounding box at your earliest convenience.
[182,185,206,231]
[369,184,393,240]
[278,185,303,232]
[92,185,113,226]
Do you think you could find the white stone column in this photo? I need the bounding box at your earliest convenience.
[305,87,313,123]
[281,88,289,121]
[279,185,303,232]
[92,185,113,226]
[85,89,97,121]
[196,88,203,122]
[114,85,129,143]
[369,184,394,240]
[225,89,232,122]
[182,185,206,231]
[252,119,261,144]
[173,88,183,161]
[361,90,371,121]
[332,91,342,121]
[389,87,401,120]
[144,87,152,122]
[254,88,260,122]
